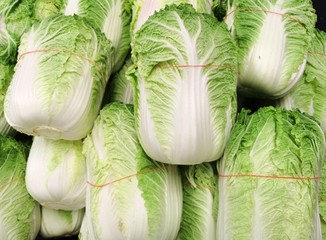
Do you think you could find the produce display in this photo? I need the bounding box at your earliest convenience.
[0,0,326,239]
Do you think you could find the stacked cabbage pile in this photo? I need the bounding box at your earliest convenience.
[0,0,325,239]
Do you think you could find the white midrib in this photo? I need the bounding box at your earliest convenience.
[135,0,159,33]
[170,13,214,163]
[5,29,39,133]
[102,0,123,50]
[64,0,80,16]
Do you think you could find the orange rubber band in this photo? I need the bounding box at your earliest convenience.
[87,165,176,188]
[219,174,320,180]
[17,49,106,81]
[0,176,24,190]
[224,8,304,26]
[308,51,326,57]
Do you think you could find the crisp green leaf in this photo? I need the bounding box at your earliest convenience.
[130,0,213,42]
[34,0,65,20]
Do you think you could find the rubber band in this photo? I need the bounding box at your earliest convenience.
[87,165,176,188]
[0,176,24,190]
[17,49,106,81]
[184,183,216,191]
[308,51,326,57]
[224,8,304,26]
[219,174,320,180]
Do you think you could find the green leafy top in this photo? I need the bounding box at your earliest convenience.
[130,0,213,42]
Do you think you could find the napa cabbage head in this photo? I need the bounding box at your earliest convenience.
[224,0,316,98]
[178,162,219,240]
[130,4,237,164]
[0,135,41,240]
[277,29,326,134]
[217,107,325,240]
[4,14,113,140]
[83,102,183,240]
[40,207,85,238]
[26,137,87,211]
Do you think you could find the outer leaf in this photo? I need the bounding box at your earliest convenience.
[132,4,237,164]
[4,14,113,140]
[225,0,316,98]
[0,62,15,135]
[78,210,96,240]
[83,102,183,240]
[26,137,87,210]
[107,56,134,104]
[130,0,213,42]
[278,29,326,134]
[217,107,325,240]
[178,162,218,240]
[0,135,41,240]
[0,0,36,64]
[64,0,132,73]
